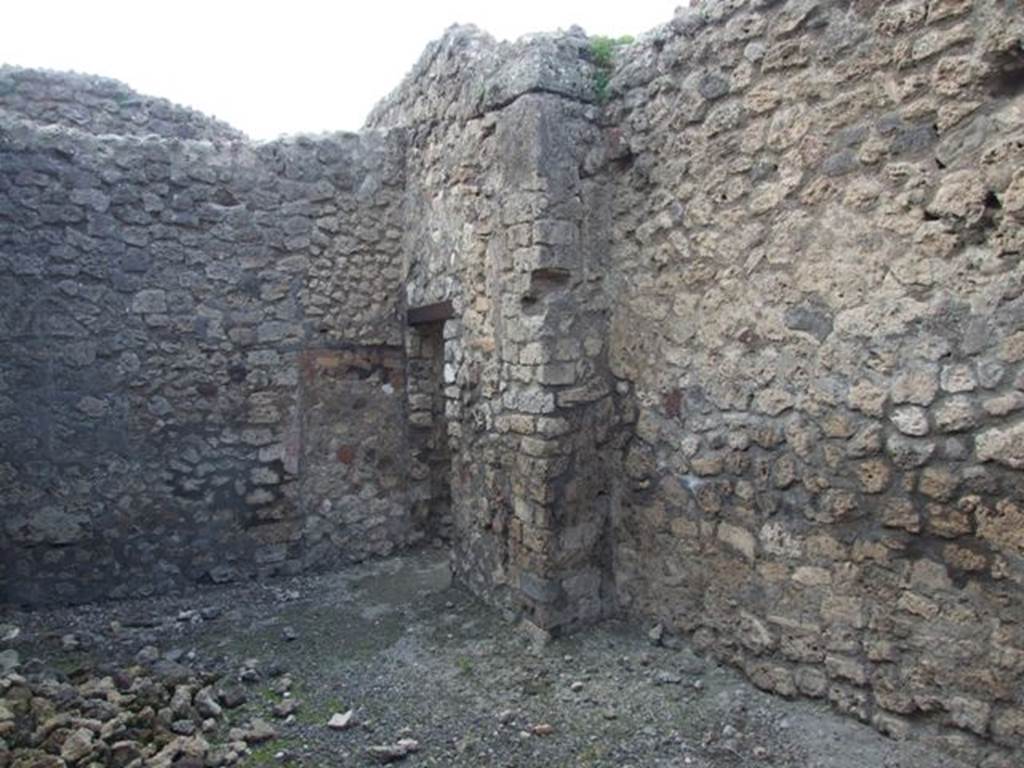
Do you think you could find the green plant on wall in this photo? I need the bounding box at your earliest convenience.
[589,34,634,104]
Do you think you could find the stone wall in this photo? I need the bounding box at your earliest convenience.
[3,0,1024,760]
[0,91,410,604]
[604,0,1024,764]
[0,66,243,141]
[370,27,624,634]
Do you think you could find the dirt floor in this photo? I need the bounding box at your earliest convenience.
[1,549,975,767]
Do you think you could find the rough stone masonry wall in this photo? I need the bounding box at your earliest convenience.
[0,66,244,141]
[605,0,1024,764]
[0,78,410,604]
[369,28,625,634]
[4,1,1024,759]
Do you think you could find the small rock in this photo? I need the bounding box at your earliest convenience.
[61,634,81,651]
[570,681,584,692]
[530,723,555,736]
[36,712,72,741]
[271,675,292,695]
[194,687,222,719]
[656,671,683,685]
[242,718,277,744]
[677,650,706,675]
[366,738,420,763]
[521,620,553,651]
[136,645,160,664]
[0,624,19,643]
[648,624,664,646]
[170,684,194,719]
[110,739,143,766]
[328,710,356,730]
[171,719,197,735]
[217,683,248,709]
[112,669,135,691]
[497,709,515,725]
[265,661,287,678]
[151,659,192,685]
[272,699,300,719]
[60,726,95,763]
[281,626,298,642]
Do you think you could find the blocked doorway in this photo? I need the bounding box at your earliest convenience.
[406,301,454,542]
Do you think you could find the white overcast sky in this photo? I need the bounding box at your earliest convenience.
[2,1,679,139]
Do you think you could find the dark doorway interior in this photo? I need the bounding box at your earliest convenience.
[406,318,452,542]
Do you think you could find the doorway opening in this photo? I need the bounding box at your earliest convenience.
[406,301,454,543]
